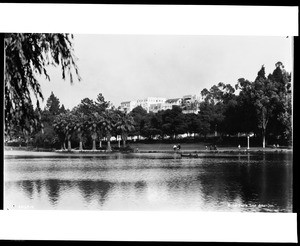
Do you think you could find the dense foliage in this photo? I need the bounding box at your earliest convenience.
[5,60,292,149]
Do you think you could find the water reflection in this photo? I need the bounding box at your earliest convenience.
[45,179,61,205]
[94,181,114,206]
[194,154,293,212]
[19,180,34,200]
[134,181,147,190]
[4,153,292,212]
[77,180,95,203]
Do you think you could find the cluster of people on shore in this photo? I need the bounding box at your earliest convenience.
[173,144,181,151]
[205,145,218,150]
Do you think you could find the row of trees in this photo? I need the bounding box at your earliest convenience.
[5,58,292,150]
[53,96,135,151]
[28,93,134,151]
[126,62,292,147]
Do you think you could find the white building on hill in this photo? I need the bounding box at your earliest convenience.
[120,95,201,114]
[149,98,183,113]
[136,97,166,113]
[182,94,201,105]
[120,101,137,113]
[120,97,166,113]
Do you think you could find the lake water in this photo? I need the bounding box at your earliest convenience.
[4,152,293,212]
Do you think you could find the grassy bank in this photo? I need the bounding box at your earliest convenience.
[4,145,292,158]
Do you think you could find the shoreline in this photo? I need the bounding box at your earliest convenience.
[4,147,292,157]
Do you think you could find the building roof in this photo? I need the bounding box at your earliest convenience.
[165,98,181,103]
[183,95,194,99]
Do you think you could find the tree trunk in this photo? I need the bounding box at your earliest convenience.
[107,140,111,151]
[99,140,102,148]
[92,140,96,150]
[262,129,266,148]
[91,132,97,150]
[78,133,83,150]
[122,133,127,148]
[106,133,112,152]
[261,110,268,149]
[68,140,71,151]
[63,142,66,150]
[67,135,72,151]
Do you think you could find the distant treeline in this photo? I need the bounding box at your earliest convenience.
[5,62,292,150]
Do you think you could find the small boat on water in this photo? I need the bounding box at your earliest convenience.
[181,153,200,158]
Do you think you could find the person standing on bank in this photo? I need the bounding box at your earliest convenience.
[173,145,177,151]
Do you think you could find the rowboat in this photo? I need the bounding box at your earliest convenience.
[181,153,199,158]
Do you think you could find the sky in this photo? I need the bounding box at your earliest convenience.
[37,35,293,110]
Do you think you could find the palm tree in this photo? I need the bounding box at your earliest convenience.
[85,112,103,151]
[53,112,76,151]
[97,122,104,149]
[116,112,135,148]
[90,122,98,151]
[73,113,87,151]
[53,114,67,150]
[101,110,117,152]
[98,132,104,148]
[65,113,76,151]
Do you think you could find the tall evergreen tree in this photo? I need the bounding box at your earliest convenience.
[45,92,61,115]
